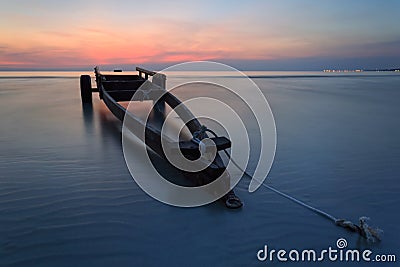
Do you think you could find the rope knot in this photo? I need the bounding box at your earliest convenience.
[335,217,383,243]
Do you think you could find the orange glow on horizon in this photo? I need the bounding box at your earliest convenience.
[1,1,399,69]
[0,13,325,68]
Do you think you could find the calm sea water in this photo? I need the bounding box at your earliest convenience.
[0,71,399,266]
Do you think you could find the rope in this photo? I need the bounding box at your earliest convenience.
[201,127,383,243]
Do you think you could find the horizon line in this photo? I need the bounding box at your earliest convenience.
[0,66,399,72]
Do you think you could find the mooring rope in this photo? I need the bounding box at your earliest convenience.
[202,127,383,243]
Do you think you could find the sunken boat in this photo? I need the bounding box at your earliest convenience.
[80,67,242,208]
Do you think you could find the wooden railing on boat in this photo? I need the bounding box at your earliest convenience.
[136,67,157,80]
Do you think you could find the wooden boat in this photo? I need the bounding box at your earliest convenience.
[80,67,242,208]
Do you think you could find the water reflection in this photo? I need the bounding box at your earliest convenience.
[1,74,400,266]
[81,102,94,135]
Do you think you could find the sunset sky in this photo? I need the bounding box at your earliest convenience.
[0,0,399,70]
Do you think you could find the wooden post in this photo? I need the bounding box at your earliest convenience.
[152,73,166,119]
[152,73,166,89]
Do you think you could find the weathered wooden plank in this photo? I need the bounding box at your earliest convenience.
[102,80,145,91]
[136,67,157,76]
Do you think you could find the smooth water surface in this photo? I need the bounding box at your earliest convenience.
[1,71,399,266]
